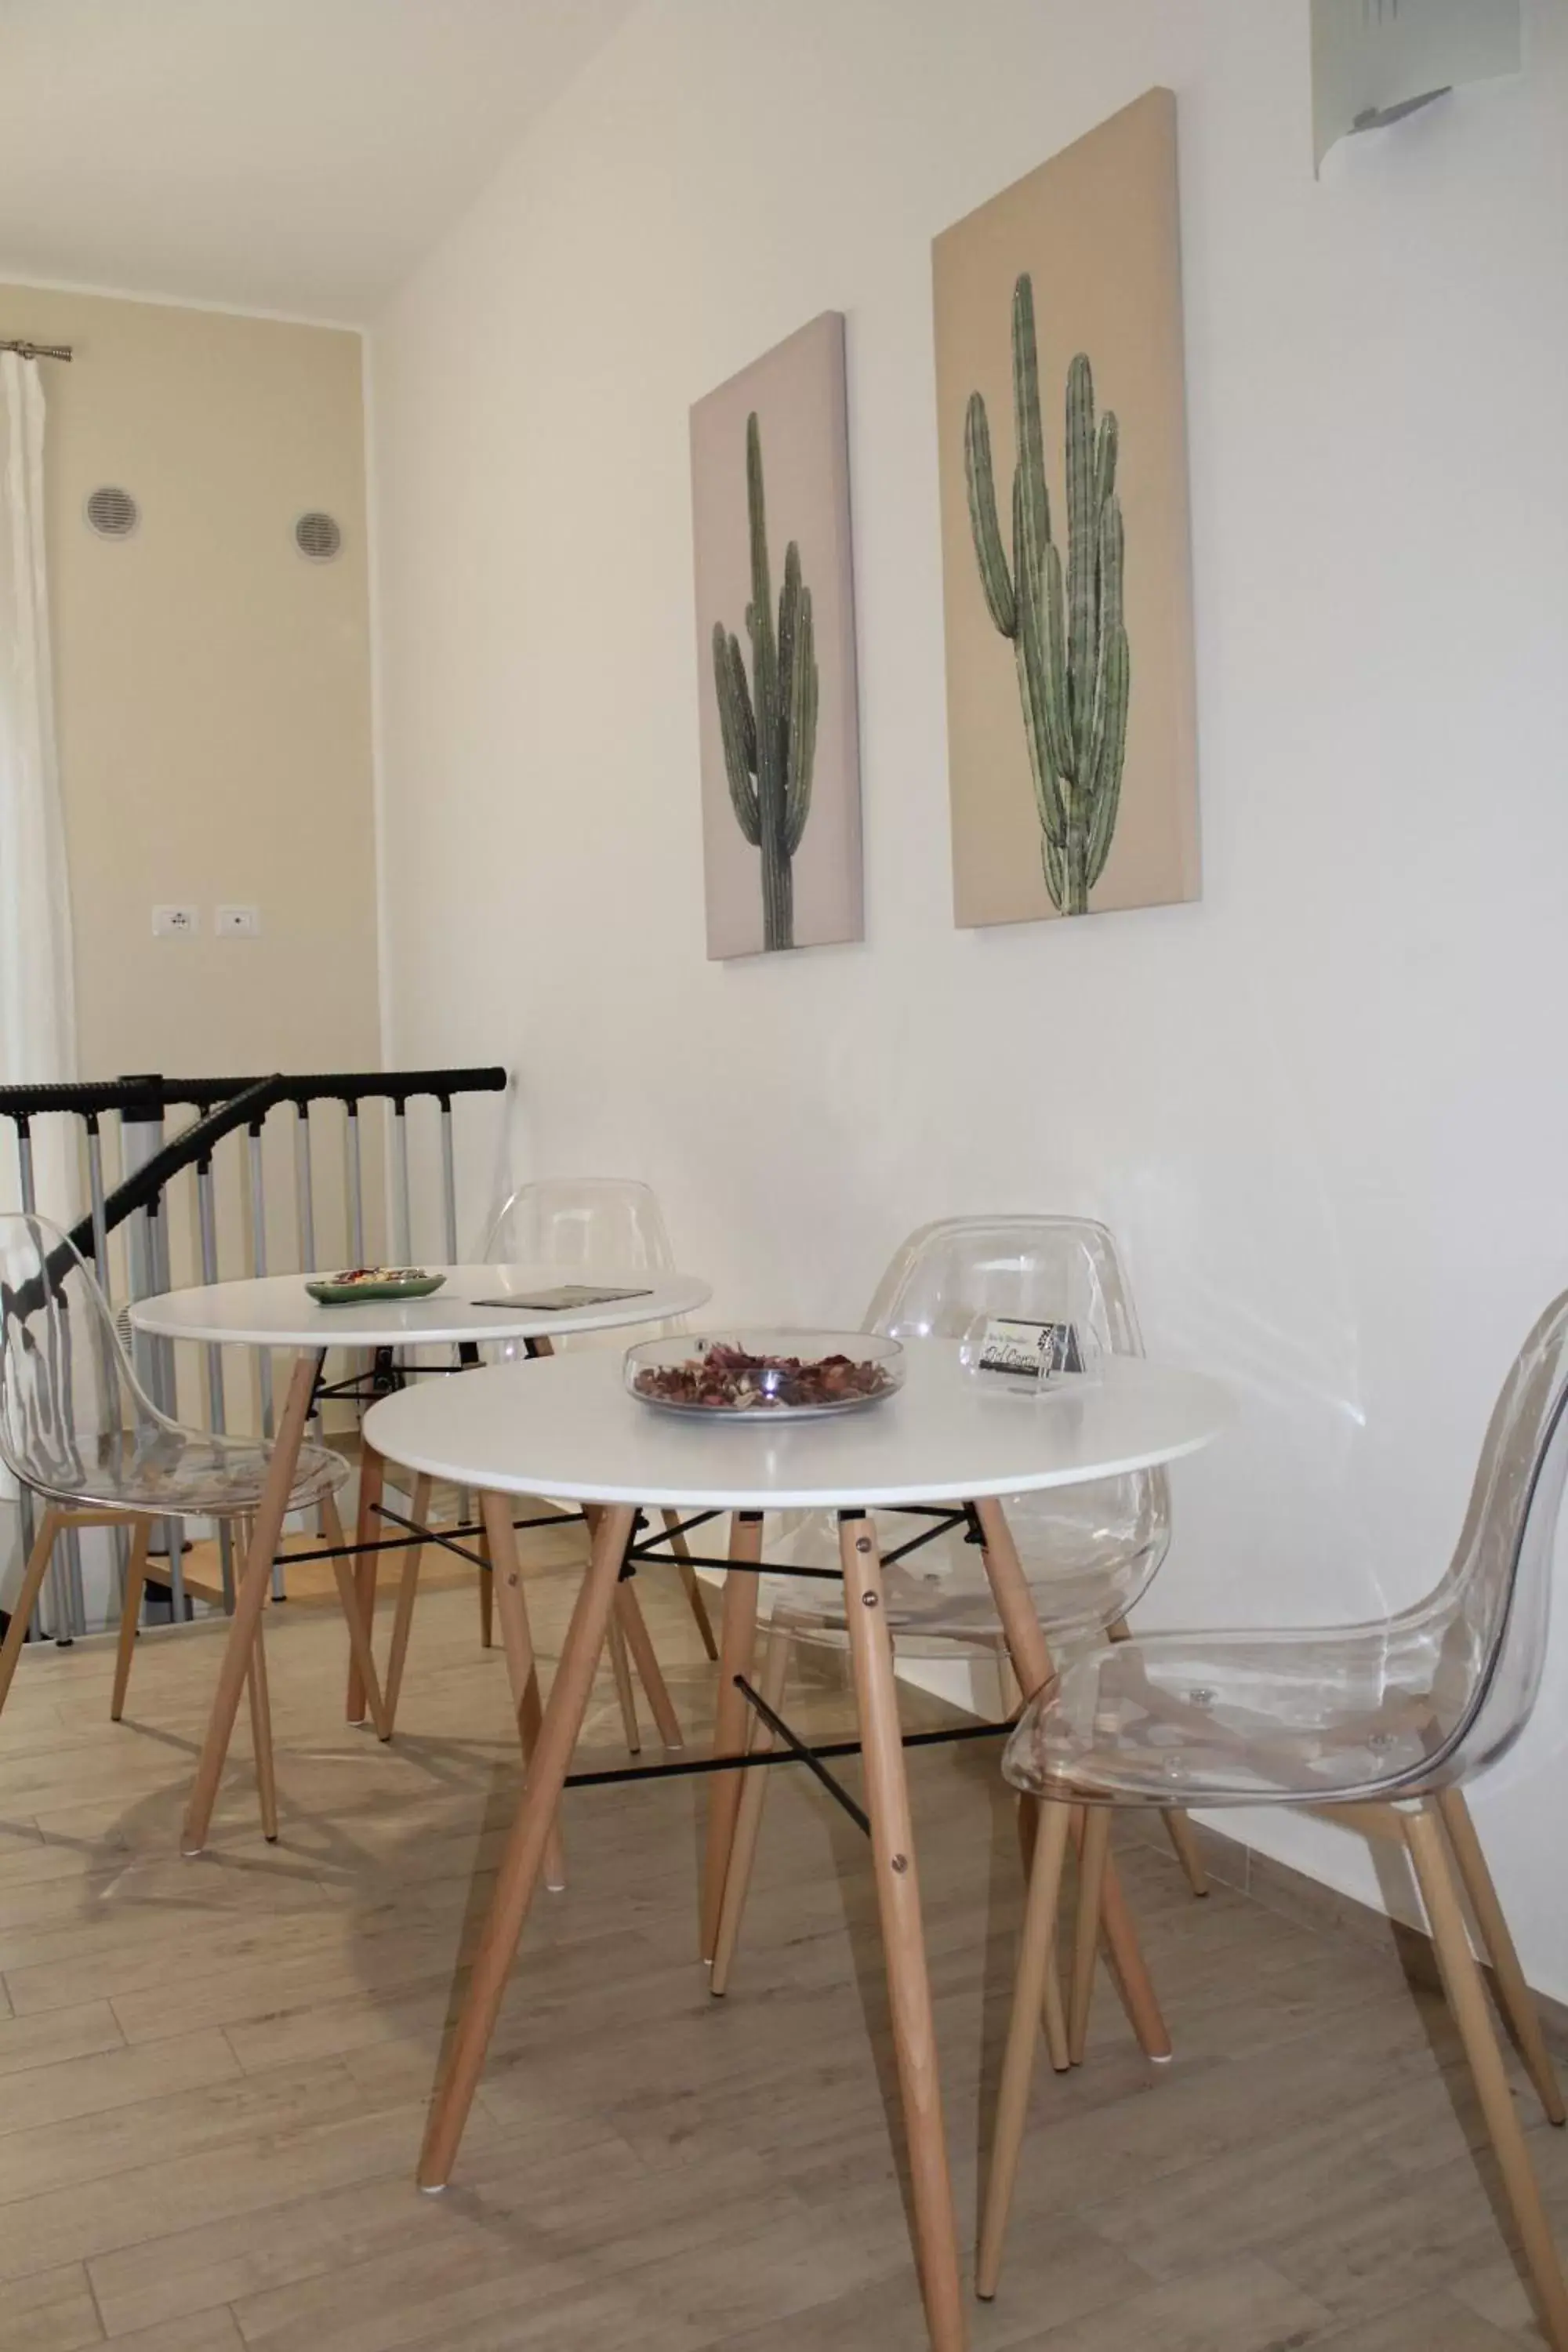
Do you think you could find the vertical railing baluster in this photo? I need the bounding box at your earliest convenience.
[147,1193,187,1621]
[346,1099,365,1265]
[392,1099,412,1265]
[439,1095,459,1264]
[294,1102,316,1271]
[247,1118,284,1600]
[196,1154,234,1611]
[86,1115,109,1282]
[12,1116,42,1637]
[85,1108,127,1625]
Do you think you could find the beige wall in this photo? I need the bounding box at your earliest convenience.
[0,283,384,1458]
[2,281,379,1081]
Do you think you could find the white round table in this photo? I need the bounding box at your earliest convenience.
[131,1263,710,1349]
[132,1265,710,1857]
[365,1341,1231,2350]
[365,1341,1225,1509]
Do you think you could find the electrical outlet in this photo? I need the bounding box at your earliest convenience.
[151,905,198,938]
[215,905,260,938]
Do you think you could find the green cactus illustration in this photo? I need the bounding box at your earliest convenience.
[712,412,818,952]
[964,273,1130,916]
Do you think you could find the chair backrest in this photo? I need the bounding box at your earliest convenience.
[481,1179,674,1273]
[866,1215,1146,1356]
[0,1213,160,1496]
[866,1216,1169,1573]
[1408,1290,1568,1784]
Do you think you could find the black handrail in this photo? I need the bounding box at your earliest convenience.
[0,1066,506,1129]
[4,1065,508,1307]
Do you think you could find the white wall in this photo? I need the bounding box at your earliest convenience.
[368,0,1568,1999]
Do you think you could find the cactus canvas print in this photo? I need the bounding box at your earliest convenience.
[691,314,862,958]
[934,88,1199,927]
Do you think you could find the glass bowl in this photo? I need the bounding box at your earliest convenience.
[625,1330,905,1419]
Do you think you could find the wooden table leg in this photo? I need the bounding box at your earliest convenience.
[383,1472,433,1732]
[710,1612,793,1997]
[245,1614,279,1843]
[840,1512,967,2352]
[183,1352,321,1856]
[662,1509,718,1659]
[479,1490,567,1894]
[347,1437,385,1724]
[322,1493,390,1743]
[418,1502,637,2190]
[700,1510,764,1963]
[972,1495,1171,2064]
[615,1581,684,1751]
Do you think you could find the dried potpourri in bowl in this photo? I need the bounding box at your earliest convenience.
[624,1332,904,1419]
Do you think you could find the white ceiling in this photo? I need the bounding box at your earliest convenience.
[0,0,639,323]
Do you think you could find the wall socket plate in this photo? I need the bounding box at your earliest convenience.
[152,904,198,937]
[215,905,261,938]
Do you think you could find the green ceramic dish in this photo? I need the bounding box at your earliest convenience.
[305,1272,447,1306]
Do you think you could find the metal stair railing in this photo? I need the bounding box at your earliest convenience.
[0,1065,508,1638]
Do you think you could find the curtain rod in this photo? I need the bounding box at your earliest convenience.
[0,340,73,361]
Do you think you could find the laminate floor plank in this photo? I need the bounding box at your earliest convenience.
[0,1546,1558,2352]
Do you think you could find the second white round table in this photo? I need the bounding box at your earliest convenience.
[131,1261,710,1854]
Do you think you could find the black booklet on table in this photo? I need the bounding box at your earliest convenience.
[471,1285,655,1312]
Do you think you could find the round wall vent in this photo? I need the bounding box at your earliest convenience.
[85,485,139,540]
[294,510,343,563]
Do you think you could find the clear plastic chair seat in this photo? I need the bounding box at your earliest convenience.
[1004,1290,1568,1813]
[760,1503,1165,1646]
[1007,1625,1461,1805]
[22,1421,346,1520]
[0,1212,348,1525]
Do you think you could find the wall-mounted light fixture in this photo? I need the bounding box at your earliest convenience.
[1311,0,1521,172]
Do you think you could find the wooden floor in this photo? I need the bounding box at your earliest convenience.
[0,1522,1562,2352]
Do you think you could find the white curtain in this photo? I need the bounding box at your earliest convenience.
[0,350,78,1214]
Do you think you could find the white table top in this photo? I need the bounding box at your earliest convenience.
[363,1340,1232,1511]
[129,1265,712,1350]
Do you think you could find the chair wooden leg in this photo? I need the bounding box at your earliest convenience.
[978,1797,1073,2301]
[1160,1807,1210,1896]
[347,1439,384,1724]
[110,1519,153,1722]
[1069,1805,1111,2064]
[418,1504,637,2190]
[1015,1795,1072,2072]
[479,1490,566,1894]
[605,1613,641,1754]
[662,1510,718,1659]
[615,1581,684,1751]
[383,1473,432,1733]
[710,1614,793,1997]
[840,1514,967,2352]
[183,1352,320,1856]
[245,1617,279,1842]
[1436,1788,1565,2127]
[972,1497,1171,2063]
[700,1512,764,1962]
[1403,1803,1568,2352]
[0,1508,60,1715]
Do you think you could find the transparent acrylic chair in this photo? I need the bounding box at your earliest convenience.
[0,1214,349,1836]
[978,1292,1568,2343]
[379,1177,714,1762]
[484,1176,677,1277]
[710,1216,1207,2015]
